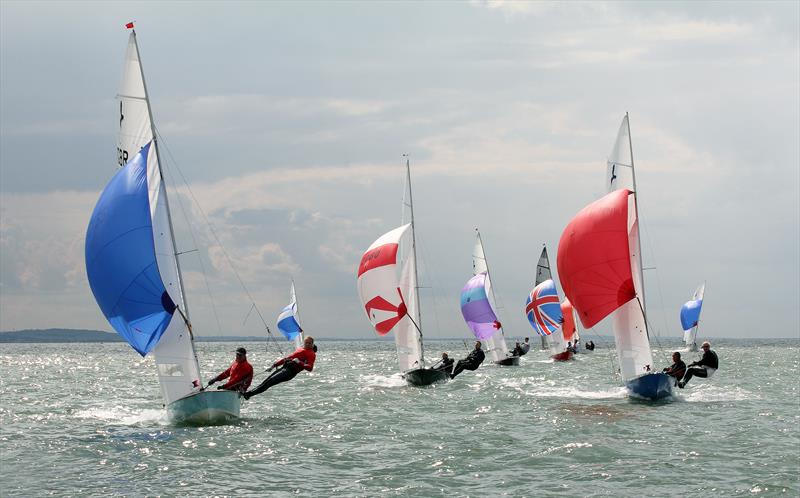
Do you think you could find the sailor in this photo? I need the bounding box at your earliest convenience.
[519,337,531,356]
[243,336,316,399]
[585,340,595,351]
[566,341,576,354]
[450,341,486,379]
[431,352,454,376]
[511,342,524,357]
[662,351,687,384]
[678,341,718,388]
[207,347,253,393]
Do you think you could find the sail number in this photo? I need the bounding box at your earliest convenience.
[117,147,129,167]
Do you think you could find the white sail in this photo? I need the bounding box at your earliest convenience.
[118,31,201,405]
[472,230,509,362]
[607,114,635,193]
[611,182,654,382]
[398,234,423,370]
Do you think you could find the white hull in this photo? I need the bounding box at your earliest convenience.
[167,390,240,425]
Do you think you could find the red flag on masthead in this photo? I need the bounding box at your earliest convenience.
[125,22,135,29]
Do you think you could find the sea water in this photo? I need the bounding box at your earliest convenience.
[1,339,797,496]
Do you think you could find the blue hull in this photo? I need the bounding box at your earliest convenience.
[626,373,674,401]
[167,390,241,425]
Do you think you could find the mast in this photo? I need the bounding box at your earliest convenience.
[132,31,202,367]
[404,154,425,363]
[625,112,648,330]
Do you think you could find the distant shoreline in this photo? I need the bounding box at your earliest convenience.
[1,328,796,344]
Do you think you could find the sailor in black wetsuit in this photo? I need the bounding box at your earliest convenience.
[511,342,524,357]
[451,341,486,379]
[431,352,454,377]
[678,341,718,388]
[662,351,687,385]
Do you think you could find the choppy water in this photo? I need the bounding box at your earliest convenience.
[1,339,798,496]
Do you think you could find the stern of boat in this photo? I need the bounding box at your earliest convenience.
[167,389,241,425]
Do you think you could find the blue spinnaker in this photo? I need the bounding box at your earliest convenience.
[680,298,703,331]
[85,142,176,356]
[277,303,302,341]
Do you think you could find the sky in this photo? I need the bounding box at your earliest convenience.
[1,1,798,341]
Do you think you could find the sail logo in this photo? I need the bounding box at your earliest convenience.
[364,288,407,335]
[358,243,399,277]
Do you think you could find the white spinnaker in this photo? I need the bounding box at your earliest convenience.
[473,232,508,362]
[684,283,705,348]
[357,224,422,372]
[611,194,654,382]
[119,31,201,405]
[607,114,634,193]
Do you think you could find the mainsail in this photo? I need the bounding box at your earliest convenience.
[557,188,654,381]
[470,230,510,362]
[86,30,202,406]
[680,283,705,350]
[534,247,551,350]
[277,281,304,349]
[357,224,423,372]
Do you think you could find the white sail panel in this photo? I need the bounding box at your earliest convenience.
[118,32,153,166]
[397,235,423,371]
[611,194,653,381]
[607,115,635,193]
[473,233,488,275]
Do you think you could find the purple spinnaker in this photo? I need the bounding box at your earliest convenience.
[460,273,501,340]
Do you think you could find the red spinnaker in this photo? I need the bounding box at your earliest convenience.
[560,298,576,343]
[557,189,636,329]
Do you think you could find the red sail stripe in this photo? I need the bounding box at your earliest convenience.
[357,242,399,277]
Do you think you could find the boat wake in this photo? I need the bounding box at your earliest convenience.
[75,406,168,426]
[523,385,628,399]
[679,385,758,402]
[358,373,407,389]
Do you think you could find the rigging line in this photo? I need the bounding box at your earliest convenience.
[154,131,224,336]
[638,205,670,344]
[154,126,279,350]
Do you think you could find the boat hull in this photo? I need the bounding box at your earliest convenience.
[550,351,574,362]
[167,390,241,425]
[403,367,450,386]
[626,373,674,401]
[495,356,520,366]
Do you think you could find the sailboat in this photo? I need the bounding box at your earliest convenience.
[557,114,673,400]
[680,283,706,352]
[460,228,519,366]
[356,158,448,386]
[85,27,240,424]
[534,248,550,350]
[525,247,571,361]
[277,281,304,350]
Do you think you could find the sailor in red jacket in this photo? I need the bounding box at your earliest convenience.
[243,336,316,400]
[207,347,254,393]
